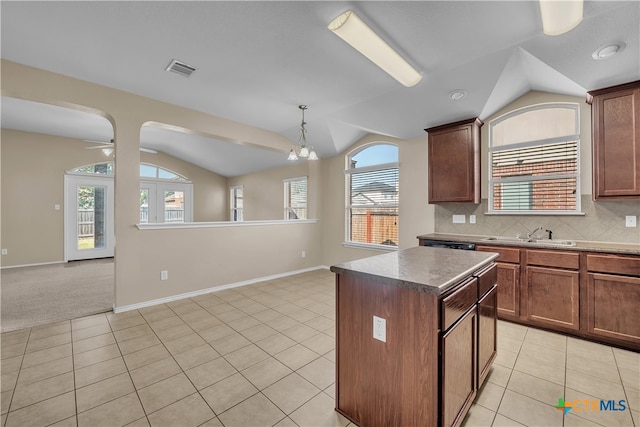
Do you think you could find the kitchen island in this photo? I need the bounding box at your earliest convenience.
[330,246,499,427]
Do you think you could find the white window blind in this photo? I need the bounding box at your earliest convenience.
[489,104,580,214]
[346,162,399,247]
[284,177,307,220]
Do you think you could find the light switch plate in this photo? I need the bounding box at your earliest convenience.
[626,215,637,228]
[373,316,386,342]
[452,214,466,224]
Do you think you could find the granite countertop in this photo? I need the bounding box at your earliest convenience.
[330,246,498,296]
[417,233,640,256]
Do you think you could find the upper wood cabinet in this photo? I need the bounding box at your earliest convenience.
[426,118,482,204]
[587,80,640,200]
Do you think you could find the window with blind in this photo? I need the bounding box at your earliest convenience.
[284,177,307,220]
[489,104,580,214]
[345,144,399,248]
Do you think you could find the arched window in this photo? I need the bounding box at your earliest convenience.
[345,143,399,248]
[69,162,188,181]
[489,103,580,214]
[69,162,192,223]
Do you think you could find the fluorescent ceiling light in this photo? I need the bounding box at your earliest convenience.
[539,0,583,36]
[328,10,423,87]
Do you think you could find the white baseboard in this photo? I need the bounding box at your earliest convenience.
[114,265,329,313]
[1,261,66,269]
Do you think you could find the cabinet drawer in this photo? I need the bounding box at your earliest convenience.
[587,254,640,276]
[442,278,478,331]
[526,249,579,269]
[476,264,497,297]
[476,246,520,263]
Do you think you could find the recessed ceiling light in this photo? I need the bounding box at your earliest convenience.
[592,42,626,60]
[449,90,467,101]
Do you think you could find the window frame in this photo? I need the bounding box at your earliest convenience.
[230,185,244,222]
[284,176,308,220]
[488,103,582,215]
[344,143,399,251]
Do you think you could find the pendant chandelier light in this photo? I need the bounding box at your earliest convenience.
[288,105,318,161]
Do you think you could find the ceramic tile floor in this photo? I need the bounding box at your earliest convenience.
[1,268,638,427]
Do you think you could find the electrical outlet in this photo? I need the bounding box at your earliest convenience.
[54,204,60,210]
[1,249,7,255]
[452,214,466,224]
[470,215,476,224]
[626,216,637,228]
[160,270,168,281]
[373,316,386,342]
[301,250,306,258]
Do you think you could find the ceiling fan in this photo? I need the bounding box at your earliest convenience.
[84,139,158,156]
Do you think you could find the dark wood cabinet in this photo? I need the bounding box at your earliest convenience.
[477,241,640,351]
[584,253,640,349]
[525,265,580,332]
[426,118,482,204]
[441,307,477,427]
[588,81,640,200]
[334,255,497,427]
[476,245,520,320]
[524,249,580,332]
[477,285,497,386]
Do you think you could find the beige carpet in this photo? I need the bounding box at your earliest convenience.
[1,258,114,332]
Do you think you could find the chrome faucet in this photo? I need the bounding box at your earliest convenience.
[527,226,544,240]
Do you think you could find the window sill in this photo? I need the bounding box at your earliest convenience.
[485,211,586,216]
[137,219,318,230]
[342,242,398,252]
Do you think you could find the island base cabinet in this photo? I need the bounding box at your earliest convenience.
[441,308,477,427]
[477,285,497,386]
[586,273,640,346]
[335,275,440,427]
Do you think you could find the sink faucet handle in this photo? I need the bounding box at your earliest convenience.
[546,229,553,240]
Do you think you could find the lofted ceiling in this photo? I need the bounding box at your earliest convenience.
[1,1,638,177]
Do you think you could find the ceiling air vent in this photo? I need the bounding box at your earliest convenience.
[165,59,196,77]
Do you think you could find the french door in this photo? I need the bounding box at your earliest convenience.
[65,175,114,261]
[139,180,193,224]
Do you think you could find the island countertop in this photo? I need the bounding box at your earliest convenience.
[330,246,498,296]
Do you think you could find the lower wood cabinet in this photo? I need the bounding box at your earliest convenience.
[476,246,520,320]
[477,285,497,385]
[477,244,640,351]
[585,253,640,348]
[525,266,580,331]
[496,263,520,319]
[441,307,477,427]
[586,273,640,345]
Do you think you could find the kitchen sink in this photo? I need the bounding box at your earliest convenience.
[482,237,576,247]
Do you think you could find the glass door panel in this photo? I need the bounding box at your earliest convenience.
[164,190,185,223]
[139,188,150,224]
[76,185,108,250]
[65,175,114,261]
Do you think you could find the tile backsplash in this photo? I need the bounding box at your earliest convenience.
[434,196,640,244]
